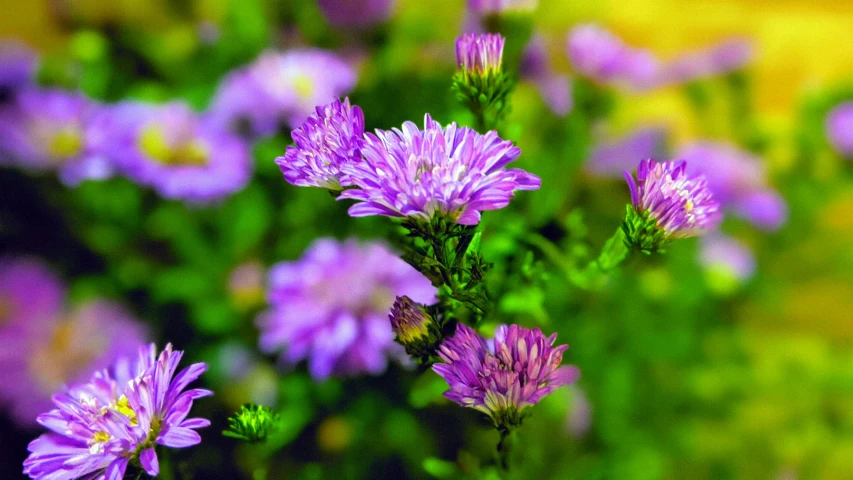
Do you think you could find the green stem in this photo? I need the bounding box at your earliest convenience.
[497,428,513,471]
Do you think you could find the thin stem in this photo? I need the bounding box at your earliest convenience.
[497,428,512,471]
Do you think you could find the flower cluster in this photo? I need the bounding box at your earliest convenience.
[433,324,579,428]
[257,238,436,379]
[23,343,211,479]
[623,159,721,252]
[210,49,356,137]
[275,97,365,190]
[679,142,787,231]
[567,24,753,91]
[341,115,540,225]
[0,257,149,426]
[827,101,853,158]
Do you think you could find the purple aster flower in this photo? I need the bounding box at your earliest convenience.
[209,49,357,136]
[456,33,505,75]
[0,42,37,101]
[679,141,787,231]
[23,343,211,479]
[699,233,756,281]
[108,101,251,203]
[467,0,538,15]
[0,257,64,337]
[433,323,579,427]
[317,0,396,29]
[624,158,722,240]
[275,97,365,190]
[0,88,114,185]
[0,297,149,427]
[257,238,436,379]
[566,24,662,92]
[340,115,540,225]
[826,101,853,158]
[520,35,572,116]
[660,39,754,85]
[586,127,668,177]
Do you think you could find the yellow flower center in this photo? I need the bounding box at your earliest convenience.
[47,128,84,159]
[114,395,138,426]
[88,431,111,453]
[292,74,314,100]
[138,124,209,166]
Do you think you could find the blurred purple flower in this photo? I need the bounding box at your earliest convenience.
[0,42,36,101]
[0,298,149,427]
[586,127,668,177]
[275,97,365,190]
[317,0,396,29]
[699,233,756,281]
[826,101,853,158]
[108,101,251,203]
[468,0,538,15]
[679,141,787,231]
[566,385,592,439]
[625,159,722,238]
[456,33,505,75]
[566,24,661,92]
[433,324,579,427]
[0,257,64,337]
[23,343,211,479]
[0,88,114,185]
[340,114,540,225]
[257,238,436,379]
[660,39,754,85]
[520,35,572,116]
[209,49,357,136]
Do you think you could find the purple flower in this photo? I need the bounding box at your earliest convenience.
[209,49,357,136]
[317,0,396,29]
[108,101,251,203]
[625,158,722,238]
[467,0,538,15]
[566,24,661,92]
[586,127,668,177]
[0,88,114,185]
[340,115,540,225]
[0,298,150,427]
[520,35,572,116]
[275,98,365,190]
[679,142,787,231]
[257,238,436,379]
[0,42,37,100]
[827,101,853,158]
[23,343,211,479]
[433,324,579,427]
[456,33,505,75]
[699,233,756,281]
[660,39,754,85]
[0,257,64,337]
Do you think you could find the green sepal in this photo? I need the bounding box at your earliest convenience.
[621,205,670,254]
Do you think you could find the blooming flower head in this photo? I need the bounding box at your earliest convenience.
[433,324,579,427]
[623,159,721,250]
[679,141,787,231]
[317,0,396,29]
[209,49,357,136]
[275,97,365,190]
[0,88,113,185]
[566,24,661,91]
[456,33,505,76]
[257,238,436,379]
[109,101,251,203]
[340,115,540,225]
[827,101,853,158]
[23,343,211,479]
[467,0,538,15]
[0,297,149,427]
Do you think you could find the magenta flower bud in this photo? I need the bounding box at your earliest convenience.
[456,33,505,76]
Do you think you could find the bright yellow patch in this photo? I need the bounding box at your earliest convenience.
[292,74,314,100]
[138,125,209,166]
[114,395,138,426]
[93,431,110,443]
[47,129,83,159]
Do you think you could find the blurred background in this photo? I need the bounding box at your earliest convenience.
[1,0,852,478]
